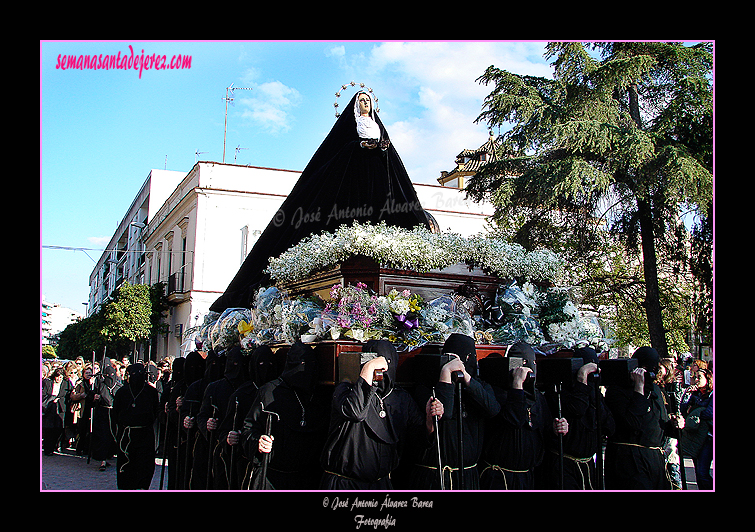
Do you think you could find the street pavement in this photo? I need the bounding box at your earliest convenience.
[40,446,164,491]
[40,446,706,491]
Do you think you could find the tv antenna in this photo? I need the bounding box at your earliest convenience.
[223,83,252,163]
[195,149,208,163]
[234,145,249,162]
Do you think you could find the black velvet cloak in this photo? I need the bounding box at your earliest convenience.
[210,92,430,312]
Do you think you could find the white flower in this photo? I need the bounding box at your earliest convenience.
[264,220,564,284]
[349,328,367,342]
[390,299,410,315]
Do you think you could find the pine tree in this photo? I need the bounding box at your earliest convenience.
[467,41,713,358]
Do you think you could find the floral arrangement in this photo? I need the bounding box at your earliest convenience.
[544,299,608,351]
[183,220,614,355]
[209,307,253,351]
[264,220,564,285]
[188,281,609,355]
[318,282,386,342]
[384,289,423,330]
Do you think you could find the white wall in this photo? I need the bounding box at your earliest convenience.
[129,162,497,360]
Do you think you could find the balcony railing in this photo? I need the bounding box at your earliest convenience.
[168,272,184,295]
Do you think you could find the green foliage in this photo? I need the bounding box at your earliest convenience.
[42,344,56,359]
[537,290,572,329]
[102,282,152,343]
[55,282,160,359]
[469,41,713,357]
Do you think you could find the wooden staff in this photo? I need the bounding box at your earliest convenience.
[205,399,217,490]
[259,404,279,490]
[228,398,239,489]
[431,388,445,490]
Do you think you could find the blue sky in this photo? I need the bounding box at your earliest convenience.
[41,40,557,313]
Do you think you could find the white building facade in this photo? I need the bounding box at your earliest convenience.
[42,296,83,345]
[88,169,186,316]
[90,161,495,361]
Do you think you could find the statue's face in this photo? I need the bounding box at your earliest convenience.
[357,93,371,116]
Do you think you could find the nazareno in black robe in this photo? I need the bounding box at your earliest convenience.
[319,340,432,490]
[479,341,554,490]
[210,91,431,312]
[407,333,500,490]
[603,346,672,490]
[113,364,161,490]
[241,342,330,490]
[215,345,279,490]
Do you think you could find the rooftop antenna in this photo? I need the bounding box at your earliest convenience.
[195,149,208,163]
[223,83,253,163]
[234,145,248,162]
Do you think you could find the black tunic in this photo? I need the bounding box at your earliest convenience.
[240,379,330,490]
[408,378,499,490]
[320,376,430,490]
[181,353,224,490]
[172,351,206,489]
[90,364,121,462]
[480,387,552,490]
[603,382,671,490]
[180,377,207,489]
[113,382,160,489]
[210,91,430,312]
[198,376,239,489]
[540,380,615,489]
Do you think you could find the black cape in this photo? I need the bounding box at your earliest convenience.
[210,92,430,312]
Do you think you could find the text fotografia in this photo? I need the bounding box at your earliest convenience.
[324,494,433,529]
[55,45,191,79]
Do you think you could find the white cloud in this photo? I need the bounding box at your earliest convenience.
[326,45,345,58]
[240,80,302,134]
[347,41,552,184]
[88,236,110,247]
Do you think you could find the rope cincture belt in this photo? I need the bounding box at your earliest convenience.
[118,425,147,474]
[324,470,391,485]
[611,441,664,453]
[610,441,673,487]
[549,449,595,490]
[415,462,478,490]
[479,462,530,490]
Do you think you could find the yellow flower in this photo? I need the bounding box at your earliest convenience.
[238,320,254,337]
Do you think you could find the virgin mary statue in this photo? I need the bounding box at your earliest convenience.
[210,90,430,312]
